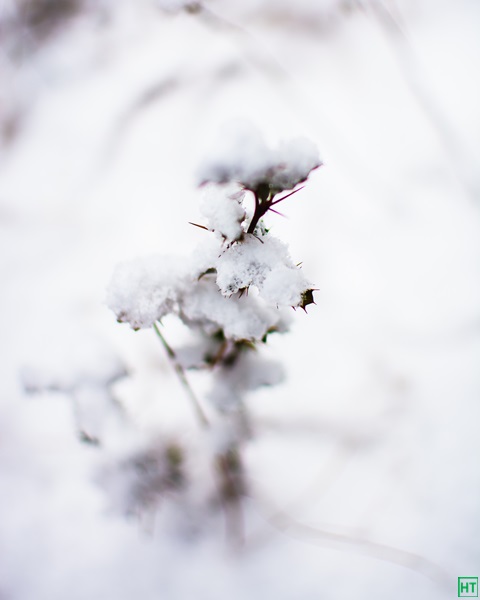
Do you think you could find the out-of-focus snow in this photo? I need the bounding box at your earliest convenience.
[197,120,321,192]
[106,254,193,329]
[179,275,286,341]
[208,352,285,411]
[1,0,480,599]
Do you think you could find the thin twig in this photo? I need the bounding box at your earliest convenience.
[251,493,449,587]
[216,448,246,549]
[153,322,210,428]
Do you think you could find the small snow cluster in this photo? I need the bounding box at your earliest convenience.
[107,226,312,339]
[216,235,311,307]
[106,248,292,341]
[197,121,321,193]
[199,184,246,243]
[107,255,192,330]
[208,352,285,411]
[21,334,127,444]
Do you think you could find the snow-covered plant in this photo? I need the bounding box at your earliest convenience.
[106,122,321,539]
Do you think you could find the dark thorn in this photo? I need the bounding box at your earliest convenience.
[188,221,209,231]
[270,185,305,206]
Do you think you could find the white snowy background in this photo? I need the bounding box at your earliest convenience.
[1,0,479,598]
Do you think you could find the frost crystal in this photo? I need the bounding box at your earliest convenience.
[107,254,291,341]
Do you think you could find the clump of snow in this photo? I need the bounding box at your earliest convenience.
[215,235,311,306]
[106,255,191,330]
[197,121,321,192]
[208,353,285,411]
[271,137,322,191]
[199,183,247,242]
[20,333,127,444]
[108,123,317,333]
[20,337,126,393]
[107,252,292,341]
[179,276,288,341]
[261,264,312,307]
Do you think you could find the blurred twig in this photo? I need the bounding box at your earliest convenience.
[153,321,210,428]
[252,491,449,588]
[366,0,479,201]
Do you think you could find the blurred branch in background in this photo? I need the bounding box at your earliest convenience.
[0,0,84,56]
[366,0,480,201]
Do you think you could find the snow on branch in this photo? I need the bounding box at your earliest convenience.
[107,122,319,340]
[104,121,321,536]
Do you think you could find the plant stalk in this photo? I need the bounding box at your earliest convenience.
[153,322,210,428]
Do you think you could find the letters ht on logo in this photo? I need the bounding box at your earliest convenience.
[458,577,478,597]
